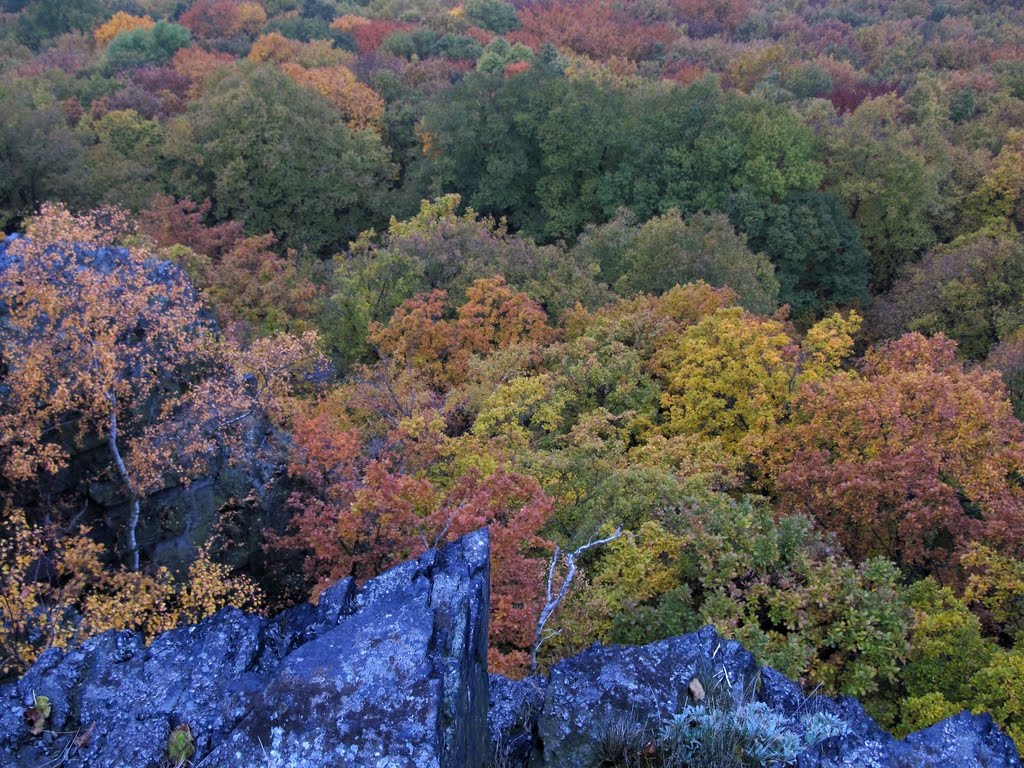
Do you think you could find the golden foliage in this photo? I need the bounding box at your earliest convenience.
[330,15,371,33]
[248,33,353,68]
[94,12,155,48]
[0,510,261,676]
[280,63,384,133]
[237,2,268,35]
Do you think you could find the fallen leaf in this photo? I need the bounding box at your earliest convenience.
[688,677,706,703]
[24,693,52,736]
[75,721,96,749]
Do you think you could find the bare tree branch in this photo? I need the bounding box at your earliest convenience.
[530,527,622,674]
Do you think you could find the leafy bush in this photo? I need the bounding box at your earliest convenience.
[898,693,960,736]
[434,33,484,61]
[477,38,533,73]
[464,0,521,34]
[969,650,1024,748]
[105,22,191,73]
[545,493,911,705]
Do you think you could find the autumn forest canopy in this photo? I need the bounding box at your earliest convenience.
[5,0,1024,751]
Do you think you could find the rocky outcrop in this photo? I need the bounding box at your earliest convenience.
[1,529,1020,768]
[533,628,759,767]
[0,529,490,768]
[494,626,1021,768]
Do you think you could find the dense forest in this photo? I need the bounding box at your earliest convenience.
[3,0,1024,752]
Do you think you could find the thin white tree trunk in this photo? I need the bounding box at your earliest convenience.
[106,392,141,572]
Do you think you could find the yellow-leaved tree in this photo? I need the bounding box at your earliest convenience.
[656,306,861,457]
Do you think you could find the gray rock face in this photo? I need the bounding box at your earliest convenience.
[2,529,1020,768]
[0,529,490,768]
[513,625,1020,768]
[533,626,761,767]
[489,673,546,766]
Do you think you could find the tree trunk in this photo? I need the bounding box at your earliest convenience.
[106,392,141,572]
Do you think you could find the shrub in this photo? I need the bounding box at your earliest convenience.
[969,650,1024,749]
[464,0,520,34]
[659,701,848,767]
[105,22,191,73]
[898,693,960,736]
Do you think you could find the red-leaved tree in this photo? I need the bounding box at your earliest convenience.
[763,333,1024,580]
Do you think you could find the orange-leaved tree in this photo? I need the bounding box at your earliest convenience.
[0,206,332,673]
[271,278,560,675]
[280,63,385,133]
[1,205,212,572]
[94,11,155,48]
[365,276,557,397]
[0,204,323,570]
